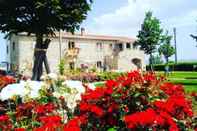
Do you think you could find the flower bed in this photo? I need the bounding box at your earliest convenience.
[0,71,196,130]
[67,71,124,83]
[0,75,16,90]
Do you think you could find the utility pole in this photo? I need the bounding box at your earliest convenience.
[173,27,178,64]
[59,30,62,62]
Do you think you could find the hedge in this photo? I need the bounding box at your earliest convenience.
[146,62,197,71]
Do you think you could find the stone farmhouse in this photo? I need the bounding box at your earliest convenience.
[6,29,145,75]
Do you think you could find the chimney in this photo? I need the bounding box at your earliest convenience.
[81,28,85,36]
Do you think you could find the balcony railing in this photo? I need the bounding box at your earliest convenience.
[65,48,80,57]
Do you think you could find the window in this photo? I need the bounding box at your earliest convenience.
[69,62,75,70]
[12,42,15,51]
[126,43,131,49]
[96,42,103,51]
[133,45,138,50]
[109,44,113,49]
[32,42,36,49]
[6,45,9,54]
[118,43,123,51]
[97,61,102,68]
[68,41,75,49]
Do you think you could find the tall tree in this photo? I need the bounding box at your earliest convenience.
[0,0,92,80]
[190,34,197,47]
[158,32,175,64]
[150,54,163,65]
[134,11,163,71]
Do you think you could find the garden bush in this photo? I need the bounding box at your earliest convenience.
[68,71,124,83]
[146,62,197,71]
[97,71,125,81]
[71,71,196,130]
[0,75,16,91]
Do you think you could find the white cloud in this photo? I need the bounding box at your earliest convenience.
[164,10,197,28]
[86,0,197,37]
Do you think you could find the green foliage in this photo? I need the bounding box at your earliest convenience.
[107,127,117,131]
[58,59,65,75]
[147,62,197,71]
[134,11,163,71]
[190,34,197,47]
[134,11,163,55]
[149,54,163,65]
[0,0,93,35]
[0,0,93,80]
[97,72,125,81]
[90,66,97,73]
[158,32,175,63]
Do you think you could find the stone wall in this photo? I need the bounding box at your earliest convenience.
[8,34,145,76]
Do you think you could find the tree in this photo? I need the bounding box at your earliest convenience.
[134,11,163,71]
[0,0,92,80]
[158,32,175,64]
[190,34,197,47]
[150,54,163,65]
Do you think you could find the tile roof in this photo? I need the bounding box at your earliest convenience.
[61,32,136,42]
[18,32,136,43]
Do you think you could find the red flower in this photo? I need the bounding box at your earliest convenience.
[79,102,89,111]
[39,115,62,125]
[0,114,9,121]
[64,127,80,131]
[124,108,179,130]
[0,114,13,130]
[106,80,118,88]
[14,128,26,131]
[64,115,87,131]
[154,96,193,119]
[34,103,55,114]
[90,105,104,117]
[160,83,184,96]
[107,103,119,113]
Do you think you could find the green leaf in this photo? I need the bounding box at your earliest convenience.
[107,127,117,131]
[133,92,142,98]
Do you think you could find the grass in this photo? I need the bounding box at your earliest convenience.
[94,72,197,93]
[157,71,197,93]
[94,82,105,87]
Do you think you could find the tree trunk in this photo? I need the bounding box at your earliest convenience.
[32,33,51,81]
[165,56,169,64]
[149,53,154,72]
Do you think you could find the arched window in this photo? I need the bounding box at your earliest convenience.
[132,58,142,69]
[12,42,16,51]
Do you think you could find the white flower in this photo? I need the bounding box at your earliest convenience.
[48,73,58,80]
[63,80,85,94]
[0,80,44,101]
[53,92,62,98]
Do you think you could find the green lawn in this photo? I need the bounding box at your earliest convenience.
[157,71,197,93]
[94,72,197,93]
[94,82,105,87]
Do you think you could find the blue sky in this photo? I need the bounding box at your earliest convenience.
[1,0,197,62]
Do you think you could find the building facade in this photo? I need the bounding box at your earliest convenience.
[6,30,145,75]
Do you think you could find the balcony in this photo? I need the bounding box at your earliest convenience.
[65,48,80,57]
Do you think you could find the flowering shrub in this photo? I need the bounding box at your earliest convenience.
[0,75,16,90]
[68,71,124,83]
[0,74,84,130]
[69,71,196,130]
[0,71,196,130]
